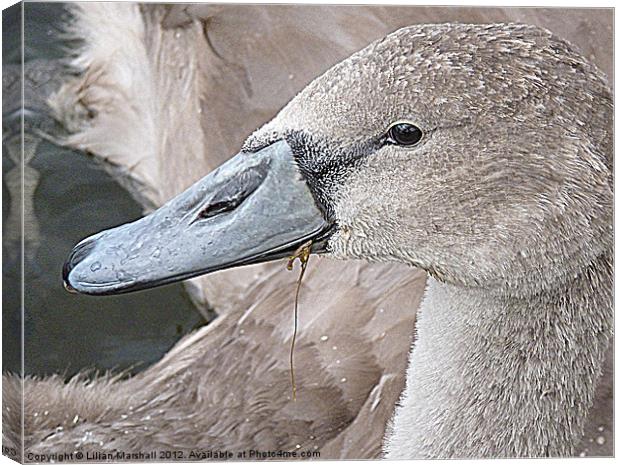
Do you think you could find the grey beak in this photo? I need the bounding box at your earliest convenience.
[62,140,333,295]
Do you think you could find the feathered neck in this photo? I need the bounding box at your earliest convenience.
[384,248,612,458]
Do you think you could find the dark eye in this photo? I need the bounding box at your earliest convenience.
[387,122,423,146]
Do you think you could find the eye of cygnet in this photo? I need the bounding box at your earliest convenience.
[387,122,424,146]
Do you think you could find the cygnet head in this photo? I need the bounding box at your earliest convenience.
[63,23,612,297]
[247,22,613,294]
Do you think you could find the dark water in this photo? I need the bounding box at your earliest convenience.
[2,2,205,377]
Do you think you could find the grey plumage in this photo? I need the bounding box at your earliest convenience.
[4,261,426,458]
[3,8,612,461]
[235,22,614,457]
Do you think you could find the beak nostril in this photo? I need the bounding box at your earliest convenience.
[62,238,97,289]
[196,199,240,221]
[191,161,269,224]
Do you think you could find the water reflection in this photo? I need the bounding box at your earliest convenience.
[2,2,204,377]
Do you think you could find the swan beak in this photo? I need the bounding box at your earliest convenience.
[62,140,333,295]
